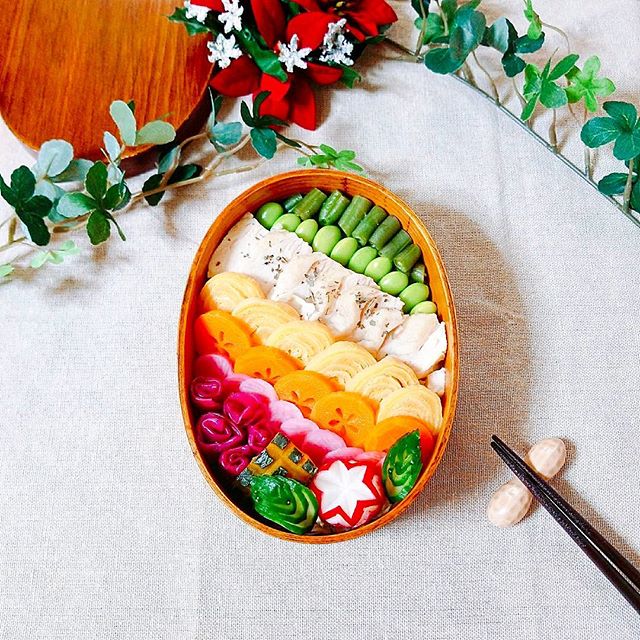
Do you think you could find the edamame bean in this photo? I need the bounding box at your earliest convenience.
[410,300,437,315]
[295,219,319,244]
[312,225,342,255]
[272,213,301,232]
[330,237,359,265]
[255,202,283,229]
[364,256,393,282]
[378,271,409,295]
[399,282,429,312]
[348,246,378,273]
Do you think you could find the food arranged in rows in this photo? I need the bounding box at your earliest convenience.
[189,262,447,535]
[207,214,447,378]
[253,190,435,314]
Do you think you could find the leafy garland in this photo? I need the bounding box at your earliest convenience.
[386,0,640,228]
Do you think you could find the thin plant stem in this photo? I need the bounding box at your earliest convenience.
[414,0,428,57]
[549,109,558,152]
[623,157,635,213]
[542,21,571,54]
[583,105,592,178]
[471,51,499,102]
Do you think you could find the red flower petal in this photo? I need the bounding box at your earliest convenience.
[210,56,261,97]
[260,72,292,101]
[250,0,286,48]
[289,76,316,130]
[255,74,292,121]
[286,12,338,50]
[289,0,321,11]
[305,62,343,85]
[194,0,223,10]
[348,0,397,35]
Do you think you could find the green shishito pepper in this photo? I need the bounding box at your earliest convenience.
[250,475,318,534]
[382,430,424,503]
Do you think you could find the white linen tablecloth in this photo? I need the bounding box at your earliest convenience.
[1,1,639,637]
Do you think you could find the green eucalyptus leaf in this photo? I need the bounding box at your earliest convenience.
[410,0,429,17]
[581,117,623,148]
[419,13,446,44]
[441,0,457,25]
[103,182,129,210]
[514,33,544,54]
[210,121,242,146]
[51,159,93,183]
[630,179,640,212]
[10,166,36,202]
[250,127,277,159]
[109,100,137,146]
[35,139,74,178]
[449,6,485,63]
[22,195,52,217]
[539,82,567,109]
[612,129,640,161]
[522,64,542,100]
[86,210,111,245]
[0,264,14,278]
[85,162,108,200]
[59,239,80,254]
[20,213,50,246]
[548,54,579,81]
[602,101,637,131]
[34,179,63,204]
[240,101,255,127]
[0,174,19,207]
[30,252,51,269]
[597,172,628,196]
[484,17,509,53]
[135,120,176,146]
[142,174,165,206]
[107,163,124,185]
[521,96,538,121]
[523,0,543,40]
[158,146,180,173]
[57,192,97,218]
[423,47,461,74]
[103,132,121,163]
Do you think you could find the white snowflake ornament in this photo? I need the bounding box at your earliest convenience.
[207,33,242,69]
[218,0,244,33]
[277,34,312,73]
[184,0,210,23]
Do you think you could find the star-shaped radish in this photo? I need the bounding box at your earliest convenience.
[311,459,386,530]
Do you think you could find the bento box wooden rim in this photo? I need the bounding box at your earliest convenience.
[178,169,459,544]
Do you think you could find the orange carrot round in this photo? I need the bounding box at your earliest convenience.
[194,310,253,361]
[234,345,301,385]
[274,371,337,418]
[310,391,376,448]
[364,416,436,462]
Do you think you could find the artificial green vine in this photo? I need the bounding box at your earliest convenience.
[0,94,361,277]
[387,0,640,228]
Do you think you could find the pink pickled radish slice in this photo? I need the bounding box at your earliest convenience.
[302,429,346,466]
[224,391,268,426]
[194,353,233,379]
[190,376,224,412]
[239,378,278,403]
[356,450,385,470]
[324,447,365,465]
[222,373,250,395]
[268,400,303,425]
[196,412,244,454]
[219,444,254,475]
[279,418,319,448]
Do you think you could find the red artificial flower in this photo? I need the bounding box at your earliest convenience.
[193,0,224,10]
[210,6,343,129]
[292,0,397,39]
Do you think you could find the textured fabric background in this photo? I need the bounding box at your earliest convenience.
[1,1,639,638]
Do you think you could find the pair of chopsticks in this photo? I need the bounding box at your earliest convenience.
[491,435,640,615]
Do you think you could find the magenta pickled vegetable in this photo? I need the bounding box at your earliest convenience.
[224,392,269,426]
[193,353,233,379]
[302,429,347,466]
[239,378,278,403]
[268,399,303,425]
[247,422,276,452]
[196,413,244,454]
[190,376,224,411]
[219,444,254,475]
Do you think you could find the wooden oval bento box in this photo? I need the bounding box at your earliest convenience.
[178,169,459,543]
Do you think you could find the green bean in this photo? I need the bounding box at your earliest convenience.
[283,193,303,212]
[352,205,387,245]
[364,256,393,282]
[255,202,283,229]
[312,225,342,255]
[295,219,319,244]
[318,190,350,226]
[379,229,412,259]
[410,262,426,284]
[348,246,378,273]
[330,237,359,265]
[399,283,430,312]
[338,195,372,236]
[272,213,301,232]
[293,188,327,220]
[393,243,421,273]
[378,271,409,296]
[410,300,437,315]
[369,216,401,250]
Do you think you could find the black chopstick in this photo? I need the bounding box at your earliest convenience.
[490,434,640,615]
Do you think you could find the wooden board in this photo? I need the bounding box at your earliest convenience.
[0,0,213,165]
[178,169,460,543]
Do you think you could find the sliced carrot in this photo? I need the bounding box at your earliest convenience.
[274,371,338,418]
[234,345,301,385]
[310,391,376,448]
[363,416,436,462]
[194,310,253,361]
